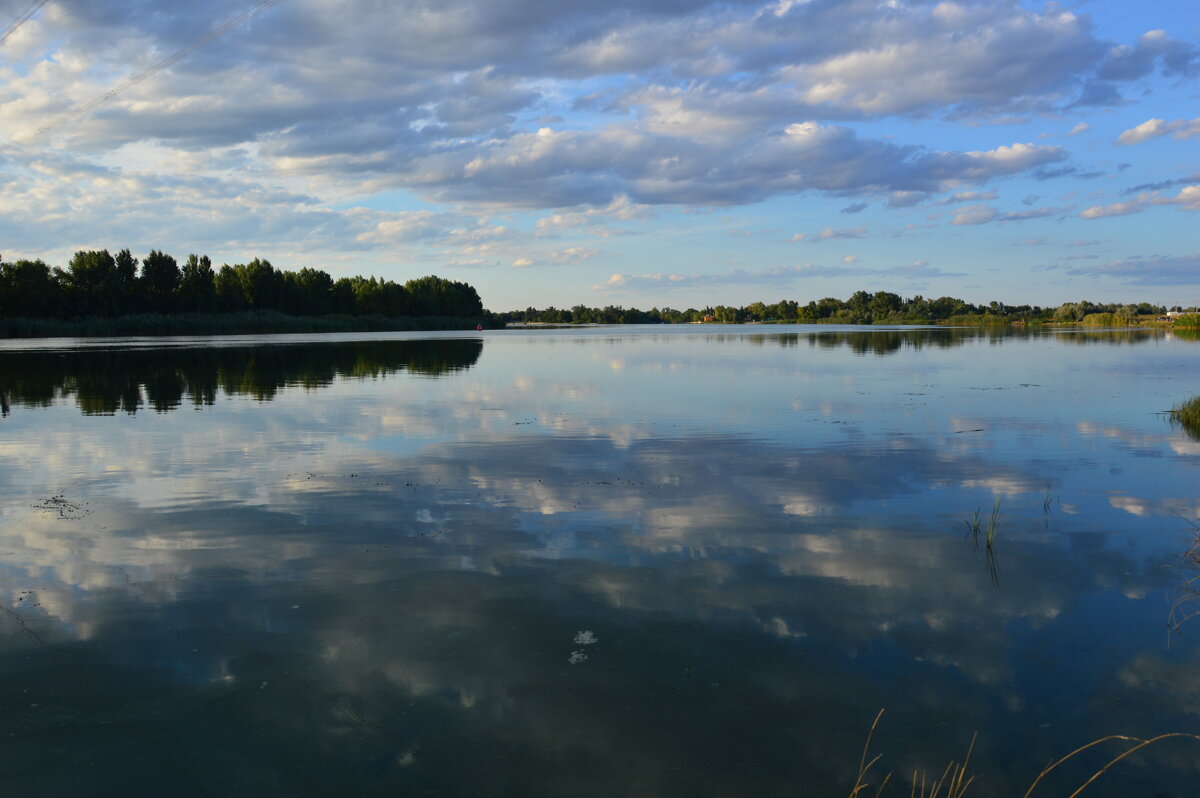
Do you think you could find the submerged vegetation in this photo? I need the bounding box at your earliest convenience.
[500,292,1185,327]
[0,249,488,336]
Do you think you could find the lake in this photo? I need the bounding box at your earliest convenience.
[1,325,1198,796]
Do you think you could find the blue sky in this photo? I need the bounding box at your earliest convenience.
[0,0,1196,311]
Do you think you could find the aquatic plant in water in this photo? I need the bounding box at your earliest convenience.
[985,499,1000,550]
[964,509,982,549]
[848,709,1200,798]
[1167,396,1200,441]
[964,500,1001,586]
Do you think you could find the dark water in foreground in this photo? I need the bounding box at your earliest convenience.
[1,326,1198,797]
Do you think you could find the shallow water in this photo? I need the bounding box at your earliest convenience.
[1,325,1198,796]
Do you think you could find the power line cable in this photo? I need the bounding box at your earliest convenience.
[23,0,285,140]
[0,0,50,47]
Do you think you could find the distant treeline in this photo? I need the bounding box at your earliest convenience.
[501,292,1181,326]
[0,250,485,321]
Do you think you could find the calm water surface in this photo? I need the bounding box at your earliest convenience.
[1,326,1198,796]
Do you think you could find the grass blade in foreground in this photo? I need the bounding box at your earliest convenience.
[849,711,1199,798]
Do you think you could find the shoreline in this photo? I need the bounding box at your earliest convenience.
[0,310,499,339]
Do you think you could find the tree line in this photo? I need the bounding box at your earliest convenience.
[500,291,1175,326]
[0,250,484,320]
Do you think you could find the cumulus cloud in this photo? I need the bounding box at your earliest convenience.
[381,123,1067,208]
[1117,119,1167,145]
[0,0,1192,286]
[1080,185,1200,218]
[0,0,1097,210]
[1097,29,1198,81]
[0,143,351,258]
[951,204,998,225]
[1117,117,1200,145]
[534,196,653,237]
[1079,199,1145,219]
[947,201,1067,225]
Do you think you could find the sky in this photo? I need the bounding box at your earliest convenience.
[0,0,1196,312]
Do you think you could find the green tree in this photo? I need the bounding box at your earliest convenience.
[284,267,335,316]
[868,291,902,320]
[113,249,139,313]
[179,254,216,312]
[236,259,279,310]
[140,250,180,310]
[214,264,247,311]
[0,259,61,317]
[66,249,119,316]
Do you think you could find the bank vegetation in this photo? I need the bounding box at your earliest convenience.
[0,250,489,337]
[500,292,1194,327]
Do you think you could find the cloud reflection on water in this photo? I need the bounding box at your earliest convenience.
[1,330,1198,796]
[1,431,1195,796]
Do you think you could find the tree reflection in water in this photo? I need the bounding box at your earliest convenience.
[0,338,483,416]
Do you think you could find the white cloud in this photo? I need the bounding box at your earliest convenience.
[1117,117,1200,145]
[1079,199,1145,219]
[951,204,998,225]
[808,226,868,242]
[0,0,1192,296]
[534,196,652,237]
[594,262,875,291]
[999,206,1063,222]
[936,191,999,205]
[1117,119,1168,145]
[1062,253,1200,285]
[547,247,601,264]
[1080,185,1200,218]
[379,122,1067,208]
